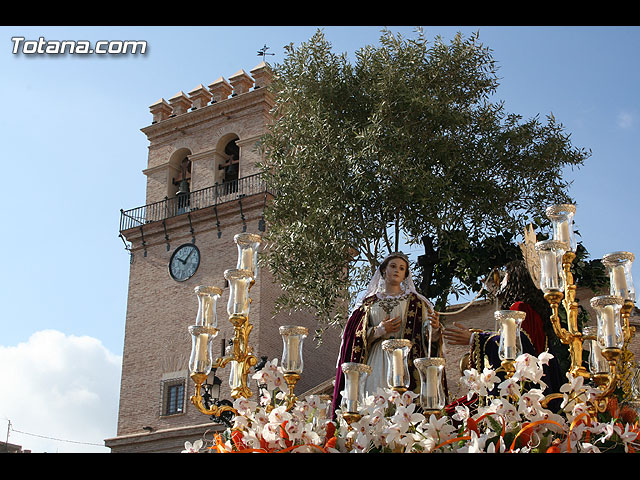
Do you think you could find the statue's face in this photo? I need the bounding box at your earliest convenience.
[383,257,409,285]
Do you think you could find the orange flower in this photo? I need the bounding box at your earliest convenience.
[231,429,246,451]
[620,405,638,425]
[467,417,479,435]
[324,436,337,450]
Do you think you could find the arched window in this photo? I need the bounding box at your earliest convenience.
[220,138,239,194]
[173,157,191,212]
[167,148,192,215]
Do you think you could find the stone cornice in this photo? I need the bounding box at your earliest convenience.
[141,87,274,142]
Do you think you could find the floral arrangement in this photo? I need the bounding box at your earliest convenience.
[183,354,640,453]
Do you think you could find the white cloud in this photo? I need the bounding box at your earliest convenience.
[617,111,634,129]
[0,330,121,453]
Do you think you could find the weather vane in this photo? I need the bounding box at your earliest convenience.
[257,44,275,61]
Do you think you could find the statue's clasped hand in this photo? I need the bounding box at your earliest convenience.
[382,315,402,334]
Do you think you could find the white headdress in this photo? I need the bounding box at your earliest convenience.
[354,252,434,311]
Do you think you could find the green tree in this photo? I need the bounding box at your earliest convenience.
[258,28,590,332]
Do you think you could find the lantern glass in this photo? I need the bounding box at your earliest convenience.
[603,252,635,302]
[495,310,525,361]
[224,269,253,318]
[590,295,625,350]
[228,359,243,390]
[415,357,446,411]
[583,326,610,375]
[279,325,308,374]
[235,233,262,276]
[340,362,371,414]
[188,287,221,376]
[194,286,222,328]
[535,240,567,294]
[545,204,576,252]
[382,339,412,390]
[188,325,219,376]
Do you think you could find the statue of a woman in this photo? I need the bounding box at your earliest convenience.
[331,252,445,415]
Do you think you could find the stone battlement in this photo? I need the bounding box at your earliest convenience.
[148,62,273,124]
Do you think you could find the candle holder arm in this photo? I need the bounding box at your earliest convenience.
[190,372,238,417]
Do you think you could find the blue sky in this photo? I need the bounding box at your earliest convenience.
[1,25,638,452]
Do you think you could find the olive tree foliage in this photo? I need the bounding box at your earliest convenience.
[257,28,590,332]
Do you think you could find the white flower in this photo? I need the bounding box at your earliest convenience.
[391,403,425,430]
[620,423,639,444]
[393,389,419,408]
[512,353,548,390]
[594,419,621,444]
[481,397,520,424]
[452,404,471,423]
[300,423,323,446]
[233,397,257,416]
[537,350,554,365]
[232,414,251,431]
[261,422,285,447]
[268,404,292,425]
[580,442,601,453]
[182,439,203,453]
[497,376,521,399]
[517,388,548,421]
[479,367,500,390]
[352,432,371,452]
[282,417,303,441]
[253,358,287,393]
[421,413,457,449]
[455,430,488,453]
[462,367,500,399]
[381,424,404,450]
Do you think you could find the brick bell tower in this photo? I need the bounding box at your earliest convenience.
[106,63,341,453]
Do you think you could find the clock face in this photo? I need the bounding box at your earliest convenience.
[169,243,200,282]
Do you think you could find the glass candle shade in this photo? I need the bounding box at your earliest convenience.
[224,268,254,319]
[415,357,446,411]
[279,325,308,374]
[340,362,371,414]
[590,295,625,350]
[382,339,412,390]
[583,326,610,375]
[535,240,567,294]
[546,204,576,252]
[235,233,262,276]
[602,251,635,302]
[495,310,525,361]
[188,325,219,376]
[194,286,222,328]
[228,359,243,391]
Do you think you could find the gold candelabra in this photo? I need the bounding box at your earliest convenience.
[535,204,636,413]
[187,233,311,418]
[188,233,262,417]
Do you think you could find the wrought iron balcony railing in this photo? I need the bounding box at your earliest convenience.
[119,173,267,232]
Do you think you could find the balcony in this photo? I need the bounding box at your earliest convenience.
[119,173,268,232]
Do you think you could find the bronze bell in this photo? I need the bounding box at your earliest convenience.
[176,178,190,196]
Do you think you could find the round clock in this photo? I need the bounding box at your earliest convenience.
[169,243,200,282]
